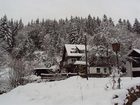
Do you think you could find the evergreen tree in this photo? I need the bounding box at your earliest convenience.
[96,17,101,27]
[133,18,140,34]
[0,15,16,53]
[18,19,24,30]
[85,15,98,36]
[126,20,132,32]
[68,22,79,44]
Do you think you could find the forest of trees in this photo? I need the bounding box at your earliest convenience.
[0,14,140,88]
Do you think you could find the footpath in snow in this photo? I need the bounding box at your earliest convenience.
[0,76,140,105]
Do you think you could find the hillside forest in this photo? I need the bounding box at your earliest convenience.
[0,14,140,88]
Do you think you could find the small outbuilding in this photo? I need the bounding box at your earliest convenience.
[126,49,140,77]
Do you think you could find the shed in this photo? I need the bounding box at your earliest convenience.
[126,49,140,77]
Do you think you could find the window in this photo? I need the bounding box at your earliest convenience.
[70,50,76,53]
[72,58,76,62]
[97,68,100,73]
[109,68,112,74]
[70,48,76,53]
[104,68,107,73]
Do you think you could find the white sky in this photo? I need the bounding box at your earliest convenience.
[0,0,140,24]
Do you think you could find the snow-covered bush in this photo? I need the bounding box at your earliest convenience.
[8,58,31,89]
[23,75,41,83]
[105,67,122,90]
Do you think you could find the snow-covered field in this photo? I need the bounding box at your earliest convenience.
[0,76,140,105]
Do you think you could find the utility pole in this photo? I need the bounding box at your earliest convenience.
[116,50,121,89]
[85,34,88,80]
[112,42,121,89]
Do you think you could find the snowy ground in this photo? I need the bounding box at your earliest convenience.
[0,76,140,105]
[133,98,140,105]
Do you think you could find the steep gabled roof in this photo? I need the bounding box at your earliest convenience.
[65,44,86,57]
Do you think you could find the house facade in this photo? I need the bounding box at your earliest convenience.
[88,46,112,76]
[60,44,88,74]
[126,49,140,77]
[89,58,111,77]
[89,66,111,76]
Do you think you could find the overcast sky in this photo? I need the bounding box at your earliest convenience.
[0,0,140,24]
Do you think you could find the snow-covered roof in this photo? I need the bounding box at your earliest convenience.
[33,68,52,70]
[33,51,45,55]
[133,49,140,54]
[50,65,59,72]
[127,48,140,56]
[34,65,59,72]
[65,44,86,57]
[74,61,89,65]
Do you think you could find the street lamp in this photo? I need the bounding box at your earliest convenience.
[112,43,120,68]
[112,42,121,89]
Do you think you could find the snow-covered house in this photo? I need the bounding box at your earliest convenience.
[89,56,111,76]
[88,46,112,76]
[126,49,140,77]
[60,44,88,74]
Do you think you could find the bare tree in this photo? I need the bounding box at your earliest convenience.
[8,58,31,88]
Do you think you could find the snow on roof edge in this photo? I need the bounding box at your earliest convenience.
[127,48,140,56]
[134,49,140,54]
[74,61,89,65]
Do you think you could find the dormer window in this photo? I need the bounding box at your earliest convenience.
[70,48,78,53]
[70,50,76,53]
